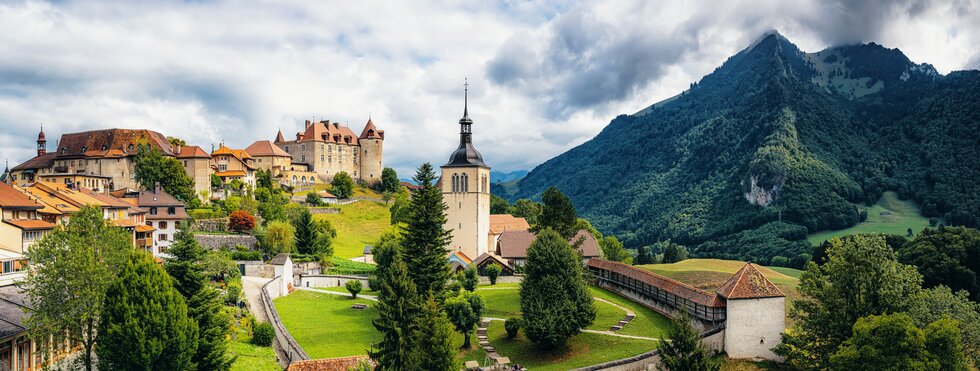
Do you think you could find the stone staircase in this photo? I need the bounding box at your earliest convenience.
[477,318,503,360]
[609,313,636,332]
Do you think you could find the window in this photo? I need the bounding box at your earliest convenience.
[146,221,153,227]
[301,154,306,162]
[159,234,168,241]
[218,164,227,171]
[149,207,157,215]
[160,221,168,229]
[168,206,175,215]
[2,261,11,273]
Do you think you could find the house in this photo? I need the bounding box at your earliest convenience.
[36,173,112,192]
[0,183,57,254]
[175,145,213,201]
[447,251,472,273]
[269,253,294,295]
[118,184,187,256]
[0,283,81,371]
[211,145,257,189]
[496,229,601,267]
[488,214,530,253]
[362,245,374,264]
[472,253,514,276]
[317,191,338,204]
[244,140,292,174]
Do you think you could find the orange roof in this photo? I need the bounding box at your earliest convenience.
[358,118,384,139]
[450,251,473,264]
[176,145,211,159]
[53,129,174,159]
[287,356,372,371]
[291,120,361,145]
[112,219,137,228]
[136,224,156,232]
[21,186,79,214]
[489,214,530,234]
[80,189,132,209]
[588,259,726,307]
[212,145,251,161]
[245,140,290,157]
[716,263,785,299]
[3,219,56,230]
[215,170,247,177]
[29,182,106,208]
[317,191,336,198]
[0,182,43,210]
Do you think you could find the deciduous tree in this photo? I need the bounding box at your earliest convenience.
[263,220,295,255]
[445,292,483,349]
[520,229,595,347]
[381,167,400,193]
[331,171,355,199]
[600,236,632,263]
[135,145,197,205]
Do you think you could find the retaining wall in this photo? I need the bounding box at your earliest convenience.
[194,234,258,250]
[260,275,309,367]
[298,274,369,289]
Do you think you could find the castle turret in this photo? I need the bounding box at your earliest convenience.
[441,81,491,260]
[358,118,384,186]
[37,126,47,156]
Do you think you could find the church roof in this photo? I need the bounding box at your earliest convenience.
[444,141,487,168]
[716,263,784,299]
[275,130,285,143]
[489,214,530,234]
[496,229,600,259]
[245,140,290,158]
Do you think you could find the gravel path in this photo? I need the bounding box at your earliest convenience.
[242,276,273,322]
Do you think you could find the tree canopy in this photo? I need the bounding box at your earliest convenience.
[134,144,197,205]
[520,229,595,347]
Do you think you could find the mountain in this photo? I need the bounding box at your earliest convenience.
[505,32,980,266]
[491,170,529,183]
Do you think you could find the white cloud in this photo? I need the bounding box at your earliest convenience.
[0,0,976,177]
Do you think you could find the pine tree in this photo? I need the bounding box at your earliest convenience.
[657,313,719,371]
[539,187,578,238]
[369,252,422,370]
[98,252,199,370]
[401,163,452,297]
[520,229,596,347]
[416,296,460,371]
[293,208,318,254]
[165,227,234,371]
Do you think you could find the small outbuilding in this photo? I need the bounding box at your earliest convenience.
[317,191,338,204]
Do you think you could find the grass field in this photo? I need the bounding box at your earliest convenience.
[638,259,802,326]
[229,326,280,371]
[485,320,658,371]
[273,290,381,359]
[807,191,929,245]
[314,200,398,258]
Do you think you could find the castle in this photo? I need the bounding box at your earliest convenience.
[274,119,384,186]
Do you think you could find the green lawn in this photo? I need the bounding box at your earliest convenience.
[314,200,398,258]
[229,327,280,371]
[807,191,929,245]
[589,286,673,339]
[485,320,658,371]
[273,290,380,359]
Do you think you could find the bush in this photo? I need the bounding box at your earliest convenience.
[485,263,502,285]
[305,192,324,206]
[251,322,275,346]
[346,280,363,298]
[368,276,380,292]
[505,317,522,339]
[228,211,256,234]
[226,282,242,304]
[229,250,262,261]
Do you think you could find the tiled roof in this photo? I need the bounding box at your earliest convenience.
[215,170,247,177]
[0,183,42,210]
[317,191,336,198]
[287,356,373,371]
[497,229,601,259]
[212,145,251,161]
[473,253,511,270]
[21,185,79,214]
[10,153,56,171]
[3,219,56,230]
[29,182,105,209]
[137,185,183,207]
[80,189,132,209]
[53,129,174,158]
[0,285,30,340]
[588,259,726,308]
[287,121,361,145]
[136,224,156,232]
[358,118,384,140]
[489,214,530,234]
[450,251,472,264]
[176,145,211,159]
[245,140,290,157]
[716,263,785,299]
[269,253,291,265]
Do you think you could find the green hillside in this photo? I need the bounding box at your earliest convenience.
[315,200,397,259]
[507,33,980,266]
[807,191,929,245]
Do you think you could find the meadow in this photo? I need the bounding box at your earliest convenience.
[807,191,929,245]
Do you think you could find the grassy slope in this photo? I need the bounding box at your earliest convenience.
[807,191,929,245]
[273,290,381,359]
[229,327,280,371]
[314,200,396,259]
[486,321,657,371]
[638,259,802,326]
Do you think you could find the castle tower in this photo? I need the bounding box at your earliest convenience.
[358,118,384,186]
[442,81,491,260]
[37,126,47,156]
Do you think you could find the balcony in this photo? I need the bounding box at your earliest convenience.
[135,238,153,248]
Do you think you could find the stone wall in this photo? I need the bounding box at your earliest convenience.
[194,234,258,250]
[298,275,369,289]
[724,297,784,361]
[308,207,340,215]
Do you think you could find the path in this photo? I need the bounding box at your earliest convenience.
[242,276,273,322]
[477,318,505,363]
[594,297,636,332]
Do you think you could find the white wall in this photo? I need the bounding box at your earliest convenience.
[724,297,785,361]
[298,275,369,289]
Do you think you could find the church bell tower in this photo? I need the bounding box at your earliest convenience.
[441,80,491,260]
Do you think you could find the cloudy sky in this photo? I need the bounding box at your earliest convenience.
[1,0,977,177]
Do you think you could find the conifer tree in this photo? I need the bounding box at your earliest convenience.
[520,229,596,347]
[657,313,719,371]
[416,296,460,371]
[98,252,199,370]
[370,252,422,370]
[293,208,318,255]
[539,187,578,238]
[401,163,452,296]
[166,227,234,371]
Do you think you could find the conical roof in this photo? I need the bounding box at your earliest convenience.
[275,130,285,143]
[716,263,784,299]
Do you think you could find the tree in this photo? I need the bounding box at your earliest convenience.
[313,220,335,257]
[389,194,411,225]
[256,169,274,190]
[461,266,478,292]
[381,191,394,205]
[370,252,422,370]
[263,220,295,255]
[293,208,319,255]
[828,313,961,370]
[331,171,355,199]
[97,252,199,370]
[490,194,510,214]
[346,280,363,298]
[168,136,187,148]
[634,246,653,265]
[925,316,969,371]
[251,322,274,346]
[165,227,234,371]
[485,263,502,285]
[416,296,459,371]
[660,240,688,264]
[509,199,542,227]
[538,187,578,238]
[22,206,131,371]
[657,313,719,371]
[210,173,222,189]
[401,163,452,297]
[899,227,980,301]
[520,229,596,347]
[381,167,400,193]
[134,145,197,204]
[776,234,924,369]
[505,317,522,338]
[908,285,980,366]
[445,292,483,349]
[600,236,632,263]
[306,192,324,206]
[258,189,289,224]
[228,210,256,233]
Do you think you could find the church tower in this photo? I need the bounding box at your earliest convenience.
[37,126,47,156]
[442,81,491,260]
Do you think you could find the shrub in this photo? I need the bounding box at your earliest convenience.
[505,317,522,339]
[368,276,380,292]
[305,192,324,206]
[251,322,275,346]
[226,282,242,304]
[485,264,502,285]
[229,250,262,261]
[346,280,363,298]
[228,211,256,234]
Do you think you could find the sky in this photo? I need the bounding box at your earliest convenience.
[1,0,978,177]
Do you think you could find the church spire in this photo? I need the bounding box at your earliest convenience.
[444,79,486,168]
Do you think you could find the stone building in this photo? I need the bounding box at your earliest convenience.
[273,118,384,186]
[10,128,174,190]
[211,145,256,189]
[441,87,491,261]
[175,145,213,201]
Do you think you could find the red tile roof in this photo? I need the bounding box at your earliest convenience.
[489,214,530,234]
[716,263,785,299]
[176,145,211,159]
[358,118,384,140]
[0,183,42,210]
[497,229,601,259]
[588,259,726,308]
[10,153,56,171]
[54,129,174,158]
[3,219,56,230]
[288,121,361,145]
[287,356,373,371]
[245,140,290,157]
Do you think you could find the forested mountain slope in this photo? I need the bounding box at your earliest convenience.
[506,33,980,265]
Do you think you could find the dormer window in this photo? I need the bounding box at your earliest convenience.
[102,144,109,151]
[61,148,67,154]
[128,144,135,151]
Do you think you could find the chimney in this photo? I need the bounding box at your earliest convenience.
[305,120,311,129]
[154,182,162,194]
